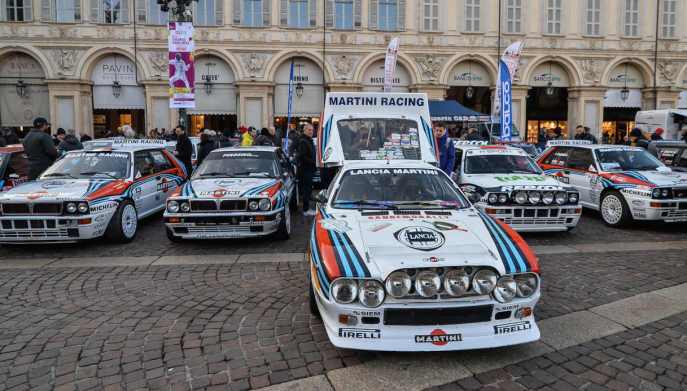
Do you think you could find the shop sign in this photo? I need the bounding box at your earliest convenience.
[529,63,569,87]
[91,56,137,85]
[0,54,45,79]
[275,58,324,85]
[363,61,410,87]
[607,64,644,88]
[195,57,235,84]
[450,61,491,87]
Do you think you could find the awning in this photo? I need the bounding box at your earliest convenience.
[188,85,237,115]
[429,100,491,122]
[604,88,642,109]
[678,91,687,109]
[93,85,145,110]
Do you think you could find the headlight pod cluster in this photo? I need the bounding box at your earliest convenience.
[331,279,385,308]
[494,273,539,303]
[64,201,89,215]
[513,191,578,205]
[167,200,190,213]
[651,188,673,199]
[248,198,272,211]
[487,192,509,205]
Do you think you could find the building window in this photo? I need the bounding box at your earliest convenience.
[505,0,521,34]
[91,0,128,24]
[41,0,80,22]
[288,0,309,28]
[194,0,222,26]
[585,0,600,36]
[378,0,398,31]
[423,0,439,32]
[464,0,479,32]
[2,0,32,21]
[623,0,639,37]
[145,0,167,24]
[545,0,561,34]
[243,0,263,26]
[661,0,676,38]
[334,0,353,29]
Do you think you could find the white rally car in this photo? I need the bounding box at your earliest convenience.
[0,139,186,243]
[453,141,581,232]
[308,161,541,351]
[538,141,687,226]
[164,146,296,240]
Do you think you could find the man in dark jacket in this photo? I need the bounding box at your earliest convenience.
[434,126,456,175]
[196,132,216,165]
[254,127,277,146]
[297,124,316,216]
[58,129,84,153]
[23,117,58,180]
[174,126,194,176]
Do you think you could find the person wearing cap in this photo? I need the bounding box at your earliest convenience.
[23,117,58,180]
[651,128,664,141]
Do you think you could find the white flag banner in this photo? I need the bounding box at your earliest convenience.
[492,40,525,122]
[383,38,400,92]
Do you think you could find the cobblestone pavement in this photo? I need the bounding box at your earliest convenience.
[0,249,686,390]
[0,209,685,259]
[427,311,687,391]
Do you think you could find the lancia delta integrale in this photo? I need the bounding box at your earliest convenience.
[308,161,540,351]
[453,142,581,232]
[164,146,296,241]
[538,141,687,226]
[0,139,186,243]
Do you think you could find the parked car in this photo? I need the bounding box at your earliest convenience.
[0,145,29,192]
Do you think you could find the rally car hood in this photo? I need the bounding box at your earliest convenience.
[603,170,687,188]
[182,177,281,199]
[462,173,566,191]
[0,178,117,201]
[316,208,533,279]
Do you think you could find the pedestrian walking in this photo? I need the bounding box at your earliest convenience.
[297,124,316,216]
[434,125,455,175]
[174,126,194,176]
[23,117,58,180]
[57,129,83,153]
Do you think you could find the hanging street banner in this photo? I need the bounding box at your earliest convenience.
[492,41,524,131]
[284,59,295,151]
[383,38,400,92]
[499,60,513,141]
[168,22,195,109]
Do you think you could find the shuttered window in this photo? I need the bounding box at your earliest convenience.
[464,0,479,32]
[194,0,223,26]
[282,0,315,28]
[142,0,167,24]
[90,0,129,23]
[661,0,676,38]
[325,0,359,29]
[376,0,404,31]
[585,0,600,36]
[2,0,32,21]
[545,0,561,34]
[239,0,265,26]
[423,0,439,32]
[505,0,521,34]
[40,0,80,22]
[623,0,639,37]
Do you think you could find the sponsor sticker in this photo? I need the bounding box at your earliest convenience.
[394,226,445,251]
[423,256,446,263]
[351,310,382,317]
[90,202,118,213]
[324,147,333,160]
[338,328,381,339]
[414,329,462,346]
[494,321,532,335]
[222,153,259,158]
[349,168,439,176]
[500,185,564,192]
[494,175,547,183]
[428,221,466,231]
[157,178,176,193]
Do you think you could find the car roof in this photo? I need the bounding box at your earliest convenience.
[340,160,439,170]
[83,138,168,152]
[545,141,643,151]
[213,146,280,153]
[652,141,687,149]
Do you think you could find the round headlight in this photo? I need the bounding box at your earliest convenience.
[258,198,271,211]
[542,192,554,205]
[661,189,670,198]
[498,193,508,204]
[472,269,497,295]
[554,191,567,205]
[248,201,259,211]
[77,202,89,214]
[444,269,470,296]
[515,274,539,298]
[415,271,441,298]
[331,279,358,304]
[652,188,661,198]
[180,202,191,213]
[493,276,517,303]
[358,280,385,308]
[167,200,179,213]
[568,192,579,204]
[514,191,528,204]
[65,202,77,214]
[488,193,498,204]
[528,191,542,204]
[385,271,412,298]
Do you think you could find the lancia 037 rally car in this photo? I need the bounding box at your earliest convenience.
[308,161,540,351]
[538,140,687,226]
[453,141,581,232]
[0,139,186,243]
[164,146,296,241]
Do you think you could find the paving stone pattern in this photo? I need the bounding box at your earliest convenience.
[427,311,687,391]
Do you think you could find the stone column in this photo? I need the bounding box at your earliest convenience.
[566,88,581,139]
[641,89,657,110]
[410,84,447,100]
[511,86,528,139]
[47,80,93,137]
[142,80,173,132]
[569,87,606,140]
[236,81,274,128]
[655,88,681,109]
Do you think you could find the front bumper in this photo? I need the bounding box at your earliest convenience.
[164,210,283,239]
[628,198,687,222]
[479,204,582,232]
[0,214,105,243]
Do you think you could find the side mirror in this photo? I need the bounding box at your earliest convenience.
[313,190,328,204]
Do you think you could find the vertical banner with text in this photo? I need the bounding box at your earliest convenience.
[383,38,400,92]
[168,22,195,109]
[499,60,513,141]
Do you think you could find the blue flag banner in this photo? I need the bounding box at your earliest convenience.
[284,59,295,151]
[499,60,512,141]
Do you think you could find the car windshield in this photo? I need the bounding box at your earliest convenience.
[595,148,664,171]
[41,151,131,179]
[337,118,422,161]
[332,168,468,210]
[464,153,541,174]
[194,151,278,178]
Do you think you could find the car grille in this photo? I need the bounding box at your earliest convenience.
[1,203,63,215]
[220,200,247,211]
[190,200,217,212]
[0,218,77,239]
[383,305,494,326]
[188,200,248,212]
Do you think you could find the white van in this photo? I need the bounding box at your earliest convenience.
[635,109,687,140]
[317,92,438,167]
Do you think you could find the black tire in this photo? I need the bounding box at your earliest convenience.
[166,227,183,243]
[104,200,138,243]
[309,274,321,318]
[274,204,291,240]
[600,190,633,228]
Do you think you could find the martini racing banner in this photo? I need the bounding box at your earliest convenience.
[168,22,195,109]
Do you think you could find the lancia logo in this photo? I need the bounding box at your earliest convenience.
[394,226,445,251]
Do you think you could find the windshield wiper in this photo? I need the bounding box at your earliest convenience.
[80,171,119,180]
[43,172,77,179]
[197,172,227,178]
[333,200,398,210]
[391,200,463,209]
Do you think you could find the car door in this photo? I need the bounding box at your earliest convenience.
[539,147,571,184]
[132,151,159,215]
[149,149,178,208]
[277,150,296,199]
[564,148,596,206]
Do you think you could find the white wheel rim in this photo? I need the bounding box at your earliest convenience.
[285,204,291,234]
[601,195,623,225]
[121,204,138,238]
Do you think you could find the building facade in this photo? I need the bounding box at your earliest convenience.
[1,0,687,141]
